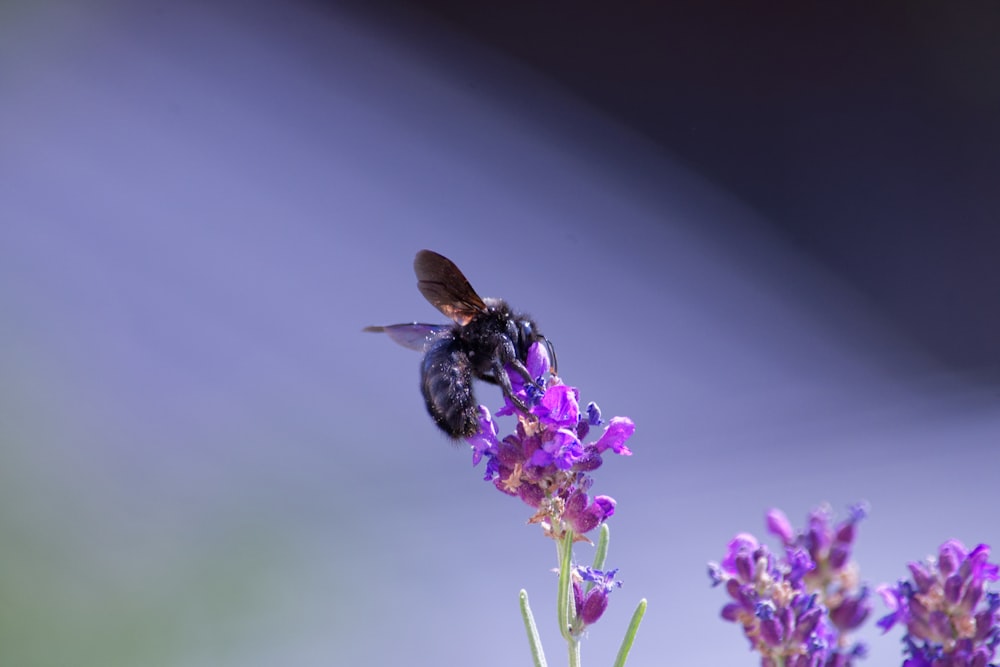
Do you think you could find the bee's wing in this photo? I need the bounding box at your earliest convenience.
[414,249,487,326]
[363,323,450,351]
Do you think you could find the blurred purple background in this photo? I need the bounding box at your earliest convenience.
[1,1,997,665]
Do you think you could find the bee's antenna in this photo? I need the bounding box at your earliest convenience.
[543,337,558,375]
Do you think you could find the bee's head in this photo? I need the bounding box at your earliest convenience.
[513,318,537,357]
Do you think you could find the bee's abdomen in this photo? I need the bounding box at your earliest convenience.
[421,334,479,438]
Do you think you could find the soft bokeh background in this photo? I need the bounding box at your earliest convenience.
[2,1,998,665]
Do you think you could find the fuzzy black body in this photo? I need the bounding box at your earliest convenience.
[420,298,542,438]
[365,250,554,440]
[420,330,478,437]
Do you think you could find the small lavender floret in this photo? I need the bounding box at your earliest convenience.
[767,508,795,546]
[586,402,603,426]
[877,540,1000,667]
[573,566,623,626]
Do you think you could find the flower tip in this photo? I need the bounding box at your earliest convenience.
[848,500,870,523]
[526,340,551,377]
[765,508,794,544]
[466,405,499,465]
[579,589,609,625]
[593,416,635,455]
[574,566,622,626]
[586,401,603,426]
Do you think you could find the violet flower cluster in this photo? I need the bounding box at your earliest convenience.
[466,341,634,537]
[877,540,1000,667]
[709,503,872,667]
[465,341,634,627]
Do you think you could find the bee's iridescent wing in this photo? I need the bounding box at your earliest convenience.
[363,323,450,351]
[414,249,487,326]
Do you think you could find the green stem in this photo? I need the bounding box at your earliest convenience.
[556,530,575,643]
[592,523,609,571]
[611,598,647,667]
[567,635,581,667]
[518,590,547,667]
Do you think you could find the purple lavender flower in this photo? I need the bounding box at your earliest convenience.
[710,503,872,666]
[877,540,1000,667]
[765,503,872,638]
[573,566,623,627]
[467,342,634,540]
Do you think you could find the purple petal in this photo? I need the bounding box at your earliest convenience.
[794,606,823,640]
[944,573,964,605]
[592,417,634,455]
[961,579,984,612]
[535,384,580,427]
[875,584,904,633]
[908,561,935,593]
[757,607,784,646]
[593,495,616,520]
[928,610,952,638]
[564,490,613,534]
[829,590,872,631]
[720,602,742,621]
[835,521,856,548]
[721,533,760,576]
[968,543,999,583]
[525,341,550,379]
[580,588,609,624]
[542,428,583,470]
[939,539,967,577]
[466,405,499,466]
[527,447,553,468]
[766,508,794,545]
[586,401,603,426]
[829,544,849,571]
[503,343,550,398]
[573,448,603,472]
[518,483,545,508]
[805,505,832,558]
[786,548,816,589]
[708,562,725,586]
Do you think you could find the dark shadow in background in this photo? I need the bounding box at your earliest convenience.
[329,0,1000,381]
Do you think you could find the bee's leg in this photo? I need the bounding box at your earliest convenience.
[506,359,541,389]
[478,369,537,388]
[491,358,541,414]
[542,337,558,375]
[493,361,530,412]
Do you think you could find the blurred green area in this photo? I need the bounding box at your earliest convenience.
[0,359,340,667]
[0,448,303,667]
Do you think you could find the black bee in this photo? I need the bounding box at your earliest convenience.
[364,250,556,439]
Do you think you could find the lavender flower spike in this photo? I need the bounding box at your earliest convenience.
[709,503,872,666]
[877,540,1000,667]
[467,342,634,540]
